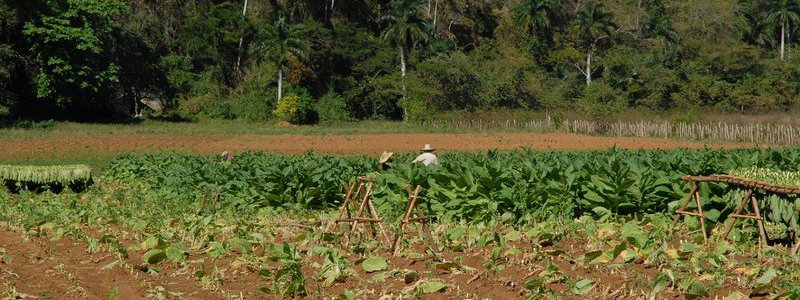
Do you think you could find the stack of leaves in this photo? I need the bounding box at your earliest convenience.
[728,167,800,187]
[0,164,92,184]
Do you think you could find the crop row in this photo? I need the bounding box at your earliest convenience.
[105,149,800,229]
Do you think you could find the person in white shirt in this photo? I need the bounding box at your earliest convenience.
[412,144,439,166]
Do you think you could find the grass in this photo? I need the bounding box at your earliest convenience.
[0,119,532,141]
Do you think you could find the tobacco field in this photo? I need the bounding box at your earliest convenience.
[2,148,800,299]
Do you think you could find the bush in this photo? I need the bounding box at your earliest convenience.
[577,82,626,121]
[272,92,317,124]
[223,62,277,121]
[314,91,351,122]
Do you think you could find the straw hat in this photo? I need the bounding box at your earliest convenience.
[421,144,435,152]
[379,151,394,163]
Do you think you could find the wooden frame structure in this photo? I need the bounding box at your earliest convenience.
[332,176,390,245]
[390,185,437,255]
[673,175,800,254]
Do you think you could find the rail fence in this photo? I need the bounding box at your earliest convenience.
[423,118,800,145]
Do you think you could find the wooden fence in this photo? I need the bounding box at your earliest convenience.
[423,118,800,146]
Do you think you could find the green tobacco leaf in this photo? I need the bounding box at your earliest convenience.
[165,243,189,262]
[685,281,708,299]
[142,249,166,264]
[571,279,595,295]
[648,274,668,300]
[599,243,627,263]
[361,256,388,273]
[756,268,778,285]
[229,238,252,254]
[724,291,748,300]
[504,230,521,242]
[446,227,465,241]
[419,280,446,294]
[583,250,603,264]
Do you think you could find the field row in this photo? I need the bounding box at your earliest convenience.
[3,148,800,299]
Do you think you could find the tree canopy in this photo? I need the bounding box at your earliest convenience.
[3,0,800,122]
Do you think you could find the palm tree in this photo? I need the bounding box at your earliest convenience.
[573,3,615,86]
[766,0,800,62]
[744,11,774,48]
[380,0,429,121]
[252,14,309,103]
[644,15,680,55]
[513,0,551,34]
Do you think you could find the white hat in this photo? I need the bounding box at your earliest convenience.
[421,144,435,152]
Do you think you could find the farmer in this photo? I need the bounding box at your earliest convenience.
[221,151,233,162]
[412,144,439,166]
[379,151,394,172]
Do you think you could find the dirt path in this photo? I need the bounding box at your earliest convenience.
[2,132,751,162]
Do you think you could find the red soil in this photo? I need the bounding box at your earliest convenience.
[3,132,751,162]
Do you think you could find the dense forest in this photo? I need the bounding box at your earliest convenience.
[2,0,800,123]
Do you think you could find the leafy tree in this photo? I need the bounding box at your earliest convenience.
[23,0,127,116]
[252,14,309,103]
[513,0,551,34]
[644,16,680,52]
[572,3,616,86]
[743,10,774,48]
[380,0,429,121]
[766,0,800,62]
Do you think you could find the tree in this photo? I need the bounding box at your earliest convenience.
[380,0,429,121]
[766,0,800,62]
[513,0,551,34]
[253,14,308,103]
[572,3,615,86]
[23,0,127,115]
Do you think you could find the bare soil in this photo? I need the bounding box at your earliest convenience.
[2,132,751,162]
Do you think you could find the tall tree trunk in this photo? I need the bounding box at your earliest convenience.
[400,45,408,121]
[236,0,249,70]
[326,0,335,22]
[433,0,438,36]
[781,22,786,62]
[277,68,283,103]
[586,49,592,86]
[427,0,432,16]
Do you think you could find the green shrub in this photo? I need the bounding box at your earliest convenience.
[272,92,317,124]
[577,82,626,121]
[224,62,277,121]
[403,96,432,122]
[314,91,351,122]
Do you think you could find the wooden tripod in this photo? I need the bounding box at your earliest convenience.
[720,188,768,245]
[391,185,438,256]
[332,176,390,244]
[671,182,708,243]
[672,182,768,246]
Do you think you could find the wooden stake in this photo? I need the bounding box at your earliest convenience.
[672,182,698,228]
[694,191,708,243]
[721,188,753,240]
[750,195,768,246]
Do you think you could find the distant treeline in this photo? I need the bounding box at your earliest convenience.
[2,0,800,122]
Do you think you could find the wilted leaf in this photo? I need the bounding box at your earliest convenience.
[571,279,595,295]
[685,281,708,299]
[165,243,189,262]
[404,270,419,284]
[361,256,388,273]
[142,249,166,264]
[419,280,446,294]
